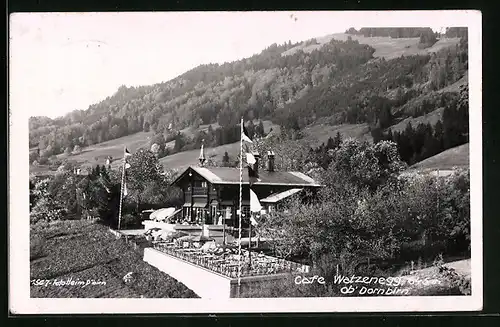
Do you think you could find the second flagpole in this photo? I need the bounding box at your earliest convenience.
[117,147,127,230]
[237,118,243,297]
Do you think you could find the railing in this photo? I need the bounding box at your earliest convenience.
[152,243,309,278]
[192,187,207,196]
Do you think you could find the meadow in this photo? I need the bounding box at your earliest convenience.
[282,33,461,60]
[412,143,470,171]
[30,120,280,174]
[54,131,154,171]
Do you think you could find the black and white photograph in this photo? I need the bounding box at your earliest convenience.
[9,10,482,313]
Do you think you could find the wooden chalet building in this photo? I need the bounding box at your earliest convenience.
[171,151,322,227]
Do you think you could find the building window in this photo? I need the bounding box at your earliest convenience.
[183,207,191,220]
[194,180,208,188]
[242,206,250,218]
[223,206,233,219]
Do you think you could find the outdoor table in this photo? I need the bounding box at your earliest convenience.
[211,259,225,264]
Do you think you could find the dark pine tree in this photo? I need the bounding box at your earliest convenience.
[222,151,230,167]
[326,136,335,150]
[333,131,342,148]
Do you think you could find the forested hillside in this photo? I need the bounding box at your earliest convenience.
[29,27,469,171]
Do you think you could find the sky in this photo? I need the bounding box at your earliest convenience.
[9,11,462,119]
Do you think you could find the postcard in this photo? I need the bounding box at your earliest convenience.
[9,10,482,314]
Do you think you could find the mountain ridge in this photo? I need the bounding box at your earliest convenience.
[29,27,469,174]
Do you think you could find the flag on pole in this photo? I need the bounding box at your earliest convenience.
[123,182,128,197]
[241,124,253,143]
[250,215,259,226]
[241,121,259,185]
[123,147,132,168]
[249,189,262,213]
[98,173,111,193]
[247,166,259,187]
[246,152,256,166]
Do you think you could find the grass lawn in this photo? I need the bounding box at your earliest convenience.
[30,220,198,298]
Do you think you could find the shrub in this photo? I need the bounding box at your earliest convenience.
[433,255,471,295]
[121,213,139,229]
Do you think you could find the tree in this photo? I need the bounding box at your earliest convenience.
[174,133,186,152]
[333,132,342,149]
[143,121,150,132]
[326,136,335,150]
[73,144,81,154]
[45,171,84,218]
[370,126,384,144]
[29,151,39,164]
[324,138,406,191]
[151,143,160,155]
[419,30,437,47]
[30,178,67,223]
[222,151,230,167]
[255,120,265,138]
[247,120,255,139]
[124,149,181,212]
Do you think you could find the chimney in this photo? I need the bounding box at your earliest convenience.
[267,151,275,172]
[252,152,261,175]
[198,139,206,166]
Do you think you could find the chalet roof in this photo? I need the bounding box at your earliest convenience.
[260,188,303,203]
[172,166,322,187]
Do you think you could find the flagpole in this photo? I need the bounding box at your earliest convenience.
[248,213,252,270]
[118,147,126,230]
[238,118,243,296]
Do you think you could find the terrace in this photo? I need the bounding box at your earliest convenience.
[144,240,310,298]
[151,241,310,278]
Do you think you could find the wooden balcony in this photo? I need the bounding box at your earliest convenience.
[192,187,207,196]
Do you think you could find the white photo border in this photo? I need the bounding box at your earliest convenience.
[9,9,482,314]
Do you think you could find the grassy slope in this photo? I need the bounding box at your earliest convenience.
[159,120,279,171]
[31,121,280,173]
[411,143,469,171]
[30,35,464,174]
[158,122,373,171]
[438,71,468,94]
[303,123,372,147]
[30,220,198,298]
[160,141,240,171]
[389,108,445,133]
[282,33,461,60]
[54,131,154,170]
